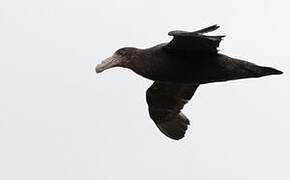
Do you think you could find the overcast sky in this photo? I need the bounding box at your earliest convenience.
[0,0,289,180]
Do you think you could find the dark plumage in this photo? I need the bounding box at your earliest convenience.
[95,25,282,140]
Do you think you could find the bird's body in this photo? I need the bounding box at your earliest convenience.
[95,25,282,140]
[128,43,281,84]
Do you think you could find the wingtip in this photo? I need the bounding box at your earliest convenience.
[168,24,222,36]
[274,69,283,75]
[194,24,221,34]
[268,67,283,75]
[259,66,284,76]
[212,24,220,29]
[168,31,174,36]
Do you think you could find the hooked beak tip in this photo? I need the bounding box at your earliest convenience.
[95,67,103,73]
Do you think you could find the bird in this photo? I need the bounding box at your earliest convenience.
[95,25,282,140]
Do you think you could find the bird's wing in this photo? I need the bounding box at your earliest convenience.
[146,81,199,140]
[164,25,225,54]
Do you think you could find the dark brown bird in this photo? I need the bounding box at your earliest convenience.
[95,25,282,140]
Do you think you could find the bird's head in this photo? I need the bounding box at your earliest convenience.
[95,47,137,73]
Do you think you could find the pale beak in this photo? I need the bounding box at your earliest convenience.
[95,56,119,73]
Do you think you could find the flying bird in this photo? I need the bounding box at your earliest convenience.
[95,25,282,140]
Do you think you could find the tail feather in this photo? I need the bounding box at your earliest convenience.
[212,56,283,83]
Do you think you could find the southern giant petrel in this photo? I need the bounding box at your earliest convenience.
[95,25,282,140]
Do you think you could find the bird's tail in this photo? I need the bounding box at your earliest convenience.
[237,59,283,77]
[209,56,283,83]
[232,59,283,78]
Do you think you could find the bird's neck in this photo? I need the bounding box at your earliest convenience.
[126,48,165,81]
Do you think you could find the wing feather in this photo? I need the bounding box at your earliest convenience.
[165,25,225,54]
[146,82,198,140]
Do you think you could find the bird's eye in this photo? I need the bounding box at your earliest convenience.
[117,49,127,56]
[119,51,125,56]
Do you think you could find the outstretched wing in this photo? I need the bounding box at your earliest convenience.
[164,25,225,54]
[146,82,199,140]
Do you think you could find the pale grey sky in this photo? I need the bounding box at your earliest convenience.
[0,0,289,180]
